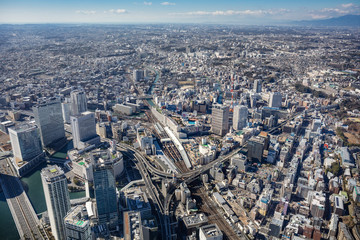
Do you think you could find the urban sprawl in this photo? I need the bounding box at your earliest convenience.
[0,24,360,240]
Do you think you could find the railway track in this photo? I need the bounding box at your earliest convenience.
[197,188,242,240]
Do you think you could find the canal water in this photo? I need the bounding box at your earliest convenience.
[0,140,85,240]
[0,191,19,240]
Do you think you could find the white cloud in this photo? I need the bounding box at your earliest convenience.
[171,9,289,16]
[144,1,152,6]
[161,2,176,6]
[341,3,354,8]
[319,8,349,14]
[310,14,328,19]
[308,3,360,19]
[105,9,128,14]
[76,10,96,15]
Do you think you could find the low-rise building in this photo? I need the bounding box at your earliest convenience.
[64,205,92,240]
[199,224,223,240]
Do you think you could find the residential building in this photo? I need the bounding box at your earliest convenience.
[41,165,71,240]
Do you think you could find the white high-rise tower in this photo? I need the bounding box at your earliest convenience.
[233,105,248,131]
[70,90,87,116]
[41,165,71,240]
[269,92,282,108]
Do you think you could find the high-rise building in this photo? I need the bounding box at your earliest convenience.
[247,136,265,162]
[71,112,100,150]
[211,104,229,137]
[9,124,44,176]
[254,79,262,93]
[33,99,66,148]
[269,92,282,108]
[233,105,248,130]
[64,205,92,240]
[93,156,118,229]
[62,98,71,123]
[70,90,87,116]
[133,69,144,82]
[41,165,71,240]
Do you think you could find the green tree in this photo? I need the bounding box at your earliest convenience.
[329,162,341,176]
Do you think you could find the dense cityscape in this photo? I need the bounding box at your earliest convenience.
[0,22,359,240]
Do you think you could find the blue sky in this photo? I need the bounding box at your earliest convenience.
[0,0,359,24]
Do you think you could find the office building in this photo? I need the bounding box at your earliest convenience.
[312,119,322,132]
[41,166,71,240]
[93,156,118,229]
[338,222,355,240]
[62,101,71,124]
[182,213,208,235]
[113,104,133,115]
[269,217,284,238]
[233,105,248,130]
[211,104,229,137]
[9,124,44,176]
[254,79,262,93]
[133,69,144,82]
[269,92,282,108]
[70,90,87,116]
[9,124,42,162]
[0,120,15,134]
[199,224,223,240]
[141,217,158,240]
[71,112,100,150]
[33,99,66,148]
[231,153,249,172]
[334,196,344,216]
[68,145,123,182]
[247,136,265,162]
[64,205,92,240]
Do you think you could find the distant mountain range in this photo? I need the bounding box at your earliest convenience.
[292,14,360,27]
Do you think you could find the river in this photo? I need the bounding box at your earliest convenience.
[0,140,85,240]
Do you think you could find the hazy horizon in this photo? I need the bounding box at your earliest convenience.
[1,0,359,24]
